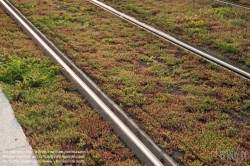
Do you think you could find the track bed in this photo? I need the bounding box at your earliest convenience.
[101,0,250,68]
[0,6,141,166]
[6,0,250,165]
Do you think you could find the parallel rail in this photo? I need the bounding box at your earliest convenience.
[90,0,250,80]
[0,0,178,165]
[215,0,250,10]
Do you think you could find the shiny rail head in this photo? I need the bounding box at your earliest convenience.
[0,0,174,165]
[215,0,250,10]
[89,0,250,80]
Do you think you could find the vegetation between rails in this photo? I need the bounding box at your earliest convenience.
[102,0,250,68]
[8,0,250,165]
[0,8,141,166]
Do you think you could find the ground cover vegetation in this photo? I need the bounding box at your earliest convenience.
[102,0,250,68]
[0,7,141,165]
[9,0,250,165]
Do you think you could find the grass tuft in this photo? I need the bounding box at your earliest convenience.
[0,56,60,88]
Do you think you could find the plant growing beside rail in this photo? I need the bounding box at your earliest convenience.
[0,7,141,165]
[8,0,250,165]
[101,0,250,67]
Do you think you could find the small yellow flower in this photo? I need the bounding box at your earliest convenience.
[190,20,206,27]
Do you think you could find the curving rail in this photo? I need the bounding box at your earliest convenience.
[90,0,250,80]
[215,0,250,10]
[0,0,179,165]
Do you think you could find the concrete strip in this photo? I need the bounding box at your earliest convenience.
[0,88,39,166]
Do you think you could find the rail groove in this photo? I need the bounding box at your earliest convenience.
[215,0,250,10]
[0,0,178,165]
[89,0,250,80]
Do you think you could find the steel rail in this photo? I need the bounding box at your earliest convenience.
[215,0,250,10]
[90,0,250,80]
[0,0,176,165]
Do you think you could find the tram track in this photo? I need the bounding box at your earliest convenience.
[1,0,250,165]
[215,0,250,10]
[90,0,250,80]
[0,0,178,165]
